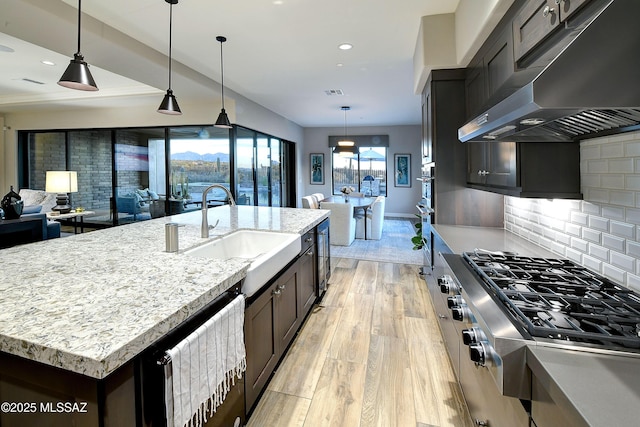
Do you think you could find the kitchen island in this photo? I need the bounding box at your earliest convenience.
[0,205,329,426]
[432,224,640,427]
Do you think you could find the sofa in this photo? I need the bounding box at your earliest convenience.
[17,189,61,239]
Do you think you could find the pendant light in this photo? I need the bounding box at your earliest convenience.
[334,106,357,156]
[214,36,232,128]
[58,0,98,91]
[157,0,182,115]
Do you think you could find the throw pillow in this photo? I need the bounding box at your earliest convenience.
[148,189,160,200]
[22,205,43,214]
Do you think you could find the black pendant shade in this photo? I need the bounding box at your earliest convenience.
[215,108,232,128]
[158,0,182,115]
[58,0,98,91]
[214,36,232,128]
[158,89,182,115]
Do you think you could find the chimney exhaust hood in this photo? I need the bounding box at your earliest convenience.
[459,0,640,143]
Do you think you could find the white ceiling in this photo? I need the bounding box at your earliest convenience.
[0,0,461,128]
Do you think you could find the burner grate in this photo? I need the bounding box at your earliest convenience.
[463,252,640,349]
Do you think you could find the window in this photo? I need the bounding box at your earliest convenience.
[332,146,387,196]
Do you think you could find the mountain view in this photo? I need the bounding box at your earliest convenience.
[171,151,230,162]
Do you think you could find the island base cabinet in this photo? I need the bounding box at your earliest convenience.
[244,262,302,414]
[0,352,136,427]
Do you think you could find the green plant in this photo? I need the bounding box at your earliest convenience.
[411,213,425,250]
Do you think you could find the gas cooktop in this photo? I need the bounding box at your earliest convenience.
[462,251,640,349]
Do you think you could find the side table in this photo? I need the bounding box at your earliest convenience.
[46,211,95,234]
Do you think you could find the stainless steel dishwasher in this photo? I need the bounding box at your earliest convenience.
[138,283,245,427]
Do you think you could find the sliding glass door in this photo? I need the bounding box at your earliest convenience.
[235,126,283,207]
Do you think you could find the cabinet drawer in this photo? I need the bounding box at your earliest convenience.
[301,230,315,253]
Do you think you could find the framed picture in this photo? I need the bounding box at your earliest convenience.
[394,153,411,187]
[310,153,324,185]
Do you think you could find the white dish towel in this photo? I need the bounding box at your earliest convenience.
[164,294,246,427]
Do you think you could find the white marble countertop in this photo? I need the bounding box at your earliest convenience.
[0,206,329,379]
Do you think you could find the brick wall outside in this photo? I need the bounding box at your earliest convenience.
[505,131,640,292]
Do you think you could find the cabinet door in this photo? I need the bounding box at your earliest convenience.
[467,141,489,185]
[486,141,517,188]
[485,26,514,97]
[244,284,278,412]
[465,59,487,119]
[513,0,560,61]
[558,0,591,22]
[298,246,316,317]
[274,265,300,353]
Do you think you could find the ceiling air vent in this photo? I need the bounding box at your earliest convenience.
[21,78,45,85]
[324,89,344,96]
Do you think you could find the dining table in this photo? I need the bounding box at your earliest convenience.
[320,195,376,239]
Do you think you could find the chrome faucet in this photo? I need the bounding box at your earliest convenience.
[201,184,236,238]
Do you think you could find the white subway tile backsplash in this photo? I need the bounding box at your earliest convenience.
[627,241,640,258]
[601,142,624,158]
[602,264,626,284]
[625,141,640,157]
[611,251,635,272]
[581,144,600,159]
[582,254,602,272]
[602,233,625,252]
[609,190,635,207]
[601,174,625,189]
[588,216,609,231]
[504,136,640,290]
[602,205,625,221]
[582,203,601,215]
[565,247,583,264]
[626,176,640,191]
[565,223,581,237]
[582,228,601,243]
[571,237,589,253]
[625,208,640,225]
[587,159,608,173]
[627,273,640,292]
[571,211,588,225]
[588,243,609,261]
[610,220,635,239]
[609,158,634,173]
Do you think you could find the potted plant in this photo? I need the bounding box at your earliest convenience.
[411,213,425,250]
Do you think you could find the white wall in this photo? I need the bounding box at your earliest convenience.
[505,131,640,292]
[301,125,422,217]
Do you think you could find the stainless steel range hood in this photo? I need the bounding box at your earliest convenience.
[459,0,640,143]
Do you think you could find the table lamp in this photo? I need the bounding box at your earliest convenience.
[46,171,78,214]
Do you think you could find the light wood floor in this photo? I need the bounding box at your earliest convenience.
[246,257,474,427]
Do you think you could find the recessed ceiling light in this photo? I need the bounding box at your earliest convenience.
[273,0,283,4]
[338,43,353,50]
[41,60,56,66]
[336,63,344,67]
[0,44,15,53]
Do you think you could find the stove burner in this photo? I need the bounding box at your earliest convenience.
[463,251,640,350]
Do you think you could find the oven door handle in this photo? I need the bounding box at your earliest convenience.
[416,204,434,216]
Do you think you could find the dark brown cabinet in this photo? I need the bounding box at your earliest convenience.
[244,225,326,414]
[513,0,560,61]
[464,20,515,119]
[467,141,581,198]
[513,0,593,61]
[423,69,504,227]
[467,141,517,188]
[298,244,317,316]
[244,263,301,412]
